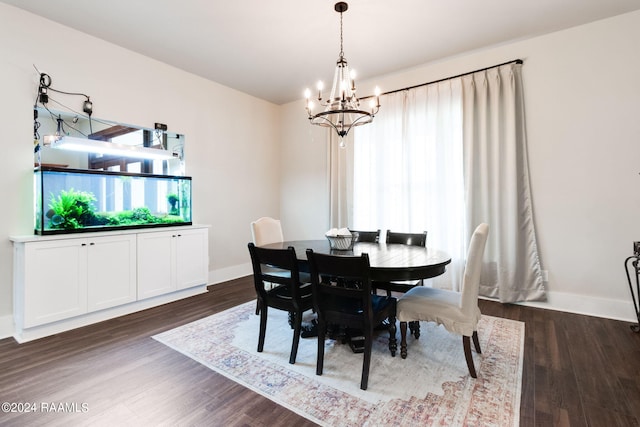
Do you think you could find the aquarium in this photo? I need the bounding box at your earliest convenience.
[34,166,192,235]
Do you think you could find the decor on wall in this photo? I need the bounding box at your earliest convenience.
[49,135,177,161]
[304,2,380,147]
[33,68,177,162]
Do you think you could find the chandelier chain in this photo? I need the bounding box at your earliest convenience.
[339,11,344,58]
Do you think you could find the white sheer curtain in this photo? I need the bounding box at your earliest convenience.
[346,62,545,302]
[328,132,351,229]
[351,80,467,289]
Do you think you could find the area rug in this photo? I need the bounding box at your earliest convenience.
[153,301,524,426]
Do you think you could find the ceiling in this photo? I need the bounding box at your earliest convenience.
[3,0,640,105]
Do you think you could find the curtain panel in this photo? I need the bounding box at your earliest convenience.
[461,63,545,302]
[341,62,544,303]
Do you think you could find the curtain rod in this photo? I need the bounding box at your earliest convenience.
[364,58,523,99]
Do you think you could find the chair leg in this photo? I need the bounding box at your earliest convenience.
[289,311,303,364]
[409,321,420,339]
[472,330,482,354]
[388,315,397,357]
[257,305,268,352]
[400,321,408,359]
[288,311,294,329]
[316,319,326,376]
[361,327,373,390]
[463,335,477,378]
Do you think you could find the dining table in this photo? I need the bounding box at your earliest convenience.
[261,239,452,282]
[260,239,452,352]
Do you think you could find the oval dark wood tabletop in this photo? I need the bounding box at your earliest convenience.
[262,239,452,282]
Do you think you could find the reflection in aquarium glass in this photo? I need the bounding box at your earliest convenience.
[34,167,192,235]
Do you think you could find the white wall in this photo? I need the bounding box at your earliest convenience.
[281,11,640,322]
[0,3,282,337]
[279,102,330,240]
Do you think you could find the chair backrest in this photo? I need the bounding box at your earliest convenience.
[385,230,427,247]
[349,229,380,243]
[251,217,284,246]
[460,223,490,314]
[248,242,303,302]
[306,249,374,327]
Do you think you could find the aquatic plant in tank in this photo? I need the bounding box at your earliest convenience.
[35,167,192,235]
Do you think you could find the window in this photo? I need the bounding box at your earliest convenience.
[352,80,466,286]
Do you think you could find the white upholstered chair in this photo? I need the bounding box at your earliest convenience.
[397,223,489,378]
[250,217,285,315]
[251,217,284,246]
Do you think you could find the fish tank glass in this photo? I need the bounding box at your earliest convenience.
[34,166,192,235]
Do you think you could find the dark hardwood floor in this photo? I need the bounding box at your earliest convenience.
[1,276,639,426]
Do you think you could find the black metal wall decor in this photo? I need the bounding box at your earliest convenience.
[624,242,640,332]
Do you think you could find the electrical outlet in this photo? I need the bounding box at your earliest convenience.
[541,270,549,282]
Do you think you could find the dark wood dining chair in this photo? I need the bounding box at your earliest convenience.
[349,229,380,243]
[248,242,314,364]
[306,249,397,390]
[372,230,429,296]
[386,230,428,247]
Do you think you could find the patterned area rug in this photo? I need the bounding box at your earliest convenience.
[153,301,523,426]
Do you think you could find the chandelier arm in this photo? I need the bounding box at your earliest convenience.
[308,114,347,138]
[309,109,374,119]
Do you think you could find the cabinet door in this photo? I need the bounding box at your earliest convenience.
[87,234,137,312]
[137,231,175,299]
[175,228,209,290]
[23,239,88,327]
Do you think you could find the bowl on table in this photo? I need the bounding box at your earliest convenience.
[326,232,358,251]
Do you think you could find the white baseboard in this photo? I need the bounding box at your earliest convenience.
[491,290,638,323]
[208,262,252,285]
[0,315,13,340]
[13,286,208,343]
[4,266,637,340]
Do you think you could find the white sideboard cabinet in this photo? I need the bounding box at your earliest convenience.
[137,228,209,299]
[11,225,209,343]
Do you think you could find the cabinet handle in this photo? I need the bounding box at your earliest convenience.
[81,243,87,246]
[90,242,95,245]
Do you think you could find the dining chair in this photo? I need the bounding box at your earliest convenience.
[250,217,286,315]
[248,243,314,364]
[306,249,397,390]
[250,216,284,246]
[386,230,428,247]
[349,229,380,243]
[396,223,489,378]
[372,230,429,296]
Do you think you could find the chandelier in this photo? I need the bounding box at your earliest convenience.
[304,2,380,147]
